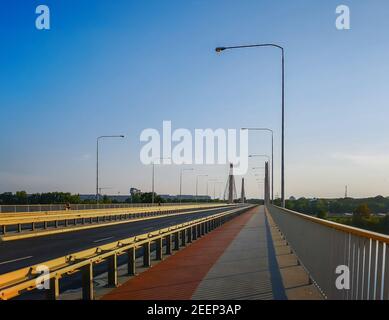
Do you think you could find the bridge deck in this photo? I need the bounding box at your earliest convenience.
[102,206,322,300]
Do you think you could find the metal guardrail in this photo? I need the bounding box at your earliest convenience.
[267,205,389,300]
[0,202,219,213]
[0,204,230,236]
[0,205,254,300]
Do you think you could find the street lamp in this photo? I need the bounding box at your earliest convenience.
[179,168,194,203]
[216,43,285,207]
[96,135,125,203]
[243,128,274,203]
[207,179,221,201]
[195,174,208,202]
[249,154,270,162]
[212,182,224,200]
[151,157,171,205]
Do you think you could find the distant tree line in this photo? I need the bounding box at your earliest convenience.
[273,196,389,216]
[0,191,224,205]
[0,191,81,205]
[272,196,389,235]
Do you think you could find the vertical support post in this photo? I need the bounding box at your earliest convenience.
[81,263,94,300]
[143,242,151,267]
[181,229,186,247]
[197,225,201,238]
[192,226,197,240]
[47,277,60,300]
[187,227,192,243]
[1,225,6,235]
[44,221,48,229]
[165,234,172,255]
[32,222,35,231]
[156,238,163,260]
[174,232,180,250]
[18,223,22,233]
[107,254,118,287]
[127,248,136,276]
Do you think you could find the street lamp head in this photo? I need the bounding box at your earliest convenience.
[215,47,226,53]
[120,135,125,138]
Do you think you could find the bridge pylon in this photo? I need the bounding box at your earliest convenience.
[240,178,246,203]
[224,163,237,204]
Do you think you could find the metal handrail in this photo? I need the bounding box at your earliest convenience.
[273,205,389,244]
[267,205,389,300]
[0,202,222,213]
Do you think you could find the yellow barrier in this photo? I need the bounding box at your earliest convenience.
[0,204,231,237]
[0,205,254,300]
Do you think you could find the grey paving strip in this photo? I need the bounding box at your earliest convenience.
[192,206,278,300]
[264,211,288,300]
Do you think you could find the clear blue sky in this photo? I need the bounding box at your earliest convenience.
[1,0,389,199]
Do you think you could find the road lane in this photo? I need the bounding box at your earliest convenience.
[0,206,236,274]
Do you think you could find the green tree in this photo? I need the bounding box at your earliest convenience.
[354,203,371,218]
[15,191,28,204]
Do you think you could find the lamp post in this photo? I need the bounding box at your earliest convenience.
[96,135,125,203]
[243,128,274,203]
[151,157,170,205]
[249,154,270,162]
[213,182,224,200]
[179,168,194,203]
[195,174,208,202]
[216,43,285,207]
[207,179,221,202]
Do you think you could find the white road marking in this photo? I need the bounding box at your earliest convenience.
[0,255,33,266]
[93,236,114,243]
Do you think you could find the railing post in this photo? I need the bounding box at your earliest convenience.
[174,232,180,250]
[197,224,201,238]
[47,277,60,300]
[18,223,22,233]
[143,242,151,267]
[81,263,94,300]
[156,238,163,260]
[181,229,186,247]
[165,234,172,255]
[1,225,6,235]
[192,226,197,240]
[127,248,136,276]
[107,254,118,287]
[187,227,192,243]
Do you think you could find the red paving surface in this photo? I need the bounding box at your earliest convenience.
[102,207,257,300]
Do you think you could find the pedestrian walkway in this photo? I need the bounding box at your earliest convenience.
[102,206,322,300]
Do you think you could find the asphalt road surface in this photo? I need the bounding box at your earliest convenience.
[0,206,236,275]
